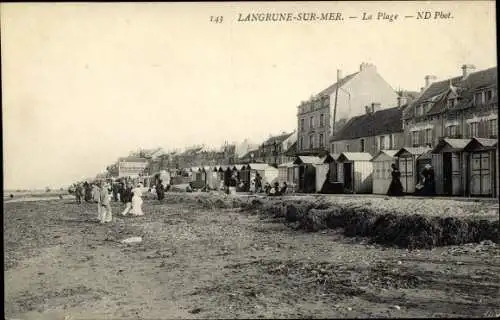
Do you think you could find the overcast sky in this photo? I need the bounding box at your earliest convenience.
[2,1,496,189]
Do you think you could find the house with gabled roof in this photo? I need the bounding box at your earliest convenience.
[296,62,399,156]
[402,65,497,148]
[330,106,406,157]
[255,131,297,166]
[403,65,497,197]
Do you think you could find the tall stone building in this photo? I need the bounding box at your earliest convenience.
[296,62,399,155]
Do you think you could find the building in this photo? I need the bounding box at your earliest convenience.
[117,156,149,178]
[296,63,399,155]
[256,131,297,166]
[402,65,497,148]
[402,65,498,197]
[330,106,406,156]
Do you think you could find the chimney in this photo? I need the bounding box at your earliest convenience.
[360,62,376,72]
[424,75,437,88]
[462,64,476,79]
[337,69,342,80]
[365,105,372,114]
[371,102,381,113]
[397,95,408,108]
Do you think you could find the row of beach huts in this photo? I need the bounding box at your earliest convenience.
[161,137,497,198]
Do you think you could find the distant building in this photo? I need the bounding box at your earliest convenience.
[117,156,149,178]
[256,131,297,165]
[296,62,399,155]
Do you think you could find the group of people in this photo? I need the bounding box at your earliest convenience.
[72,180,146,224]
[387,163,436,197]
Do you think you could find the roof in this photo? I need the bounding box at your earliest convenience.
[324,153,340,163]
[239,149,259,160]
[331,107,403,141]
[293,156,326,165]
[431,138,472,154]
[317,72,359,97]
[118,157,149,163]
[463,137,498,152]
[232,164,245,170]
[337,152,373,162]
[262,131,295,146]
[284,141,297,156]
[246,163,275,171]
[395,146,432,157]
[278,162,295,168]
[403,67,497,120]
[370,150,399,162]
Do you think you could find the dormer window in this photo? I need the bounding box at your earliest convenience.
[486,90,494,102]
[323,98,329,107]
[425,103,432,113]
[475,91,483,105]
[448,98,457,108]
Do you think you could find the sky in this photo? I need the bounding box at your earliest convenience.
[2,1,497,190]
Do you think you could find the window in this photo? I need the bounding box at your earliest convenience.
[475,92,483,105]
[488,119,498,137]
[309,135,314,149]
[425,128,433,145]
[299,137,303,150]
[447,99,455,108]
[425,103,432,113]
[411,131,420,146]
[323,98,329,107]
[416,105,423,116]
[331,143,335,153]
[319,134,324,148]
[309,116,314,129]
[389,134,394,149]
[300,119,305,131]
[379,136,386,150]
[346,144,350,152]
[447,125,458,137]
[320,114,324,127]
[469,122,479,137]
[360,139,365,152]
[487,90,493,101]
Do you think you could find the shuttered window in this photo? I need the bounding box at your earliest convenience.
[488,119,498,138]
[469,122,479,137]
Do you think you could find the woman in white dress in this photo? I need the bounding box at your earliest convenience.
[130,183,144,216]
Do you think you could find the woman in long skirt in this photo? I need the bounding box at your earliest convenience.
[130,183,144,216]
[387,163,404,196]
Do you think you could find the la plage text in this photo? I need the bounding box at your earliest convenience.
[237,12,343,22]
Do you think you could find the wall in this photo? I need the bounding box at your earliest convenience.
[297,104,330,153]
[334,67,398,122]
[331,132,404,155]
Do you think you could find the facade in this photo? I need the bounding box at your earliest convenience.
[296,63,399,155]
[402,65,497,197]
[256,131,297,165]
[330,106,406,156]
[402,65,497,148]
[117,157,149,178]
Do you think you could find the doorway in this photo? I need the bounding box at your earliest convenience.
[470,152,491,197]
[443,153,453,195]
[343,162,353,192]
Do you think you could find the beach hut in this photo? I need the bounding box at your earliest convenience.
[242,163,279,186]
[277,162,294,184]
[293,156,326,193]
[370,150,398,195]
[394,147,432,194]
[463,138,498,197]
[336,152,373,194]
[430,139,471,196]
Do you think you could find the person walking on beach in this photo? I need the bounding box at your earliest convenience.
[130,183,144,216]
[75,183,84,204]
[121,182,133,216]
[99,183,113,223]
[387,163,404,196]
